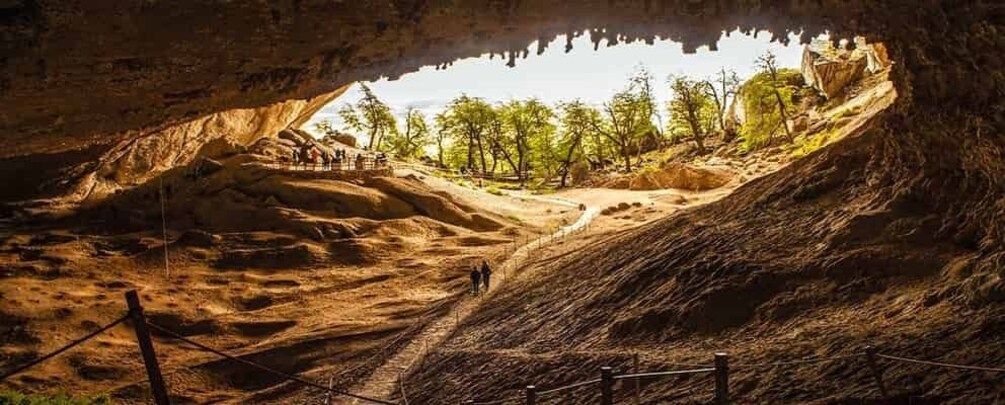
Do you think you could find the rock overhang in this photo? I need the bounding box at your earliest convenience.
[0,1,997,161]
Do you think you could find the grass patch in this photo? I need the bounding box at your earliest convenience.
[485,186,507,196]
[789,129,841,158]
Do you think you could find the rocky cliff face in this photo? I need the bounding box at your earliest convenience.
[66,86,347,202]
[801,37,889,99]
[5,85,348,204]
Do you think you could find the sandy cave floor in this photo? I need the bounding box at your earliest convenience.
[0,168,579,404]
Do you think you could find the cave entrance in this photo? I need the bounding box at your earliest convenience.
[299,29,894,194]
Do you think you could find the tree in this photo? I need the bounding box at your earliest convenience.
[497,99,555,184]
[387,108,430,158]
[437,95,497,172]
[629,66,666,147]
[556,100,598,187]
[338,83,397,150]
[669,75,717,154]
[704,68,741,140]
[590,89,650,172]
[313,118,338,137]
[433,112,451,167]
[755,51,794,141]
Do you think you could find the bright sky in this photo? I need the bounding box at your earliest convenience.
[303,30,808,137]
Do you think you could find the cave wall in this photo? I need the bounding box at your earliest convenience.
[2,0,996,161]
[0,1,1001,222]
[61,85,348,202]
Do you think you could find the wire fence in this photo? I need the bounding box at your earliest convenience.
[447,348,1005,405]
[0,291,400,405]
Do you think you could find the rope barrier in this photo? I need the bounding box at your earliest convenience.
[613,367,715,380]
[732,353,865,369]
[0,314,128,382]
[470,395,525,405]
[536,378,602,396]
[147,322,399,405]
[877,353,1005,373]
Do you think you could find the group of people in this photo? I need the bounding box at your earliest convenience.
[469,260,492,296]
[289,146,390,171]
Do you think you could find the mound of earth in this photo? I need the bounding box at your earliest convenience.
[82,152,507,239]
[604,163,735,191]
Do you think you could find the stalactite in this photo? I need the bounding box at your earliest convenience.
[590,28,603,51]
[536,34,549,55]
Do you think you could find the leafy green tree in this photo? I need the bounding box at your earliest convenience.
[313,118,338,137]
[338,83,397,150]
[436,95,497,172]
[497,99,555,183]
[387,108,430,158]
[433,111,452,167]
[736,69,803,151]
[755,51,794,141]
[669,74,717,154]
[556,100,599,187]
[589,89,651,172]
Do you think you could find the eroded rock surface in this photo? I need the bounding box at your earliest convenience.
[801,37,889,99]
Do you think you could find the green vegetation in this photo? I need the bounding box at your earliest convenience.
[789,128,840,158]
[338,83,399,151]
[0,392,111,405]
[332,52,822,186]
[737,69,804,152]
[485,186,506,196]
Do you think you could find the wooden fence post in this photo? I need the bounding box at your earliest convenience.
[525,385,537,405]
[323,376,334,405]
[865,346,889,400]
[633,352,641,405]
[714,352,729,405]
[125,290,171,405]
[600,366,614,405]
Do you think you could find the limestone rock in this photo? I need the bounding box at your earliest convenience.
[58,85,349,203]
[801,37,888,99]
[197,137,241,160]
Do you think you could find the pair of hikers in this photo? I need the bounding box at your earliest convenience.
[469,260,492,296]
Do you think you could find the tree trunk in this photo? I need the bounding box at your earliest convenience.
[437,138,445,167]
[621,144,633,172]
[466,133,475,170]
[773,89,794,141]
[476,134,488,173]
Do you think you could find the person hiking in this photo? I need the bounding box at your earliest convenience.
[480,260,492,291]
[300,146,311,169]
[469,267,482,296]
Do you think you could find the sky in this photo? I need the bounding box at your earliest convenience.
[303,30,808,138]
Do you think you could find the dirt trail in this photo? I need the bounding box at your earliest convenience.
[340,195,600,404]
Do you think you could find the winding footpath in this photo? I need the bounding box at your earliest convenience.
[340,194,600,404]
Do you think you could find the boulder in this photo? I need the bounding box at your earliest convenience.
[278,129,312,146]
[197,137,241,159]
[628,163,734,191]
[801,37,888,99]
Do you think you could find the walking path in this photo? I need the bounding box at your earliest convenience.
[339,195,600,404]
